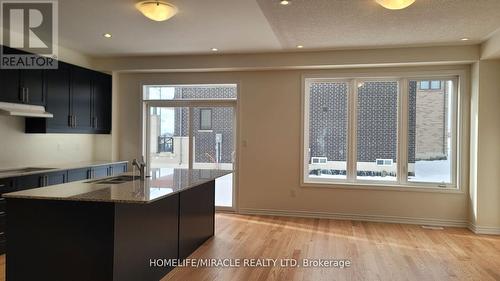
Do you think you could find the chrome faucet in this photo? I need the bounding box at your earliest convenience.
[132,156,147,180]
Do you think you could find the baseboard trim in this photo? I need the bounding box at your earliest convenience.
[238,208,469,228]
[468,224,500,235]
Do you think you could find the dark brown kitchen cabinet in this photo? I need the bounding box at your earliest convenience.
[25,63,112,134]
[70,66,93,132]
[20,69,45,105]
[0,69,21,103]
[0,69,45,105]
[92,72,112,133]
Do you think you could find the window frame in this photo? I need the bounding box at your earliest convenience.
[301,70,466,192]
[199,108,213,131]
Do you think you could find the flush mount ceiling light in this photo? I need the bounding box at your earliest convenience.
[211,48,219,52]
[461,38,470,41]
[135,1,178,21]
[103,33,112,38]
[280,0,291,5]
[376,0,415,10]
[296,45,304,49]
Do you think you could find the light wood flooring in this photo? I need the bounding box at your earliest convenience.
[1,213,500,281]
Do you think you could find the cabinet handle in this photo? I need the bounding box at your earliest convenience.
[19,87,24,102]
[68,115,72,127]
[25,88,29,103]
[95,117,98,128]
[74,116,77,128]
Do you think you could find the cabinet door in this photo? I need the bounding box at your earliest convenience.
[67,168,90,182]
[16,174,43,190]
[45,63,71,130]
[71,67,93,131]
[46,171,67,186]
[21,69,45,105]
[0,69,21,103]
[92,166,109,179]
[92,72,112,133]
[109,163,127,176]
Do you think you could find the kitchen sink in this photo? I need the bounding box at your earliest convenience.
[86,175,141,184]
[0,167,56,175]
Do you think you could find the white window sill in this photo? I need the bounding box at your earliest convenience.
[301,180,463,194]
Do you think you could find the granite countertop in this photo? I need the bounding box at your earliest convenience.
[3,169,232,204]
[0,160,129,179]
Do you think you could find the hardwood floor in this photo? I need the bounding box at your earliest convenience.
[162,213,500,281]
[1,213,499,281]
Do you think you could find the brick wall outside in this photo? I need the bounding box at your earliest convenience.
[173,87,236,163]
[356,81,398,162]
[411,83,448,160]
[309,80,447,171]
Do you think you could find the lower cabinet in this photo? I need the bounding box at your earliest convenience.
[0,178,15,255]
[110,163,128,176]
[92,165,109,179]
[45,171,67,186]
[67,168,90,182]
[0,161,128,255]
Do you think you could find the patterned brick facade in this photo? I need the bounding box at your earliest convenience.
[173,87,235,164]
[309,80,447,171]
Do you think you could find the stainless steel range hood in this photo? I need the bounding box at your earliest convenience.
[0,102,53,118]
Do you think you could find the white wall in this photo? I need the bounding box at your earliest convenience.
[0,45,108,169]
[0,115,97,168]
[112,65,470,225]
[470,60,500,231]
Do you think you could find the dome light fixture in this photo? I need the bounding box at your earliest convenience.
[376,0,415,10]
[136,1,178,21]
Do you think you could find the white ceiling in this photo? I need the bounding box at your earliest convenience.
[54,0,500,56]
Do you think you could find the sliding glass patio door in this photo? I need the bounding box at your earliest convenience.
[143,84,237,210]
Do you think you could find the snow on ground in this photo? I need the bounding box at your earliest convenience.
[410,159,451,183]
[309,159,450,183]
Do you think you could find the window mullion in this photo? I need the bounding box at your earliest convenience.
[347,79,357,182]
[398,79,409,185]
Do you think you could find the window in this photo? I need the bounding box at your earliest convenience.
[419,81,430,90]
[430,80,441,90]
[199,108,212,130]
[356,81,398,181]
[419,80,442,90]
[408,79,454,184]
[144,85,237,100]
[303,75,459,189]
[306,81,348,180]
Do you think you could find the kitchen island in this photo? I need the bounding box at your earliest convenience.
[3,168,231,281]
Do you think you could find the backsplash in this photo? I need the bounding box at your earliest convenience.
[0,115,98,169]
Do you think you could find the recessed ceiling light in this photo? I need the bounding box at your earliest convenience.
[376,0,415,10]
[103,33,112,38]
[461,38,469,41]
[280,0,290,6]
[296,45,304,49]
[211,48,219,52]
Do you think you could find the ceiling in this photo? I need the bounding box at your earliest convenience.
[54,0,500,57]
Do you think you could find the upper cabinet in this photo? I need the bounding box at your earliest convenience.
[0,69,45,105]
[25,63,112,134]
[92,72,112,133]
[0,69,21,103]
[70,66,94,132]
